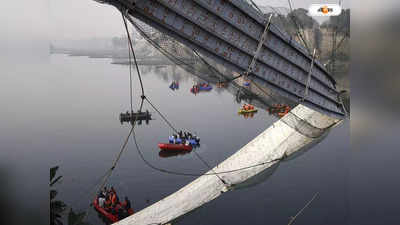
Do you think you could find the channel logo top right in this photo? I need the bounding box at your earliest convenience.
[308,4,342,16]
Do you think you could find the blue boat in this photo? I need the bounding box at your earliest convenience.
[169,81,179,90]
[198,85,212,91]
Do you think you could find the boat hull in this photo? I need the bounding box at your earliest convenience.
[238,109,258,114]
[158,143,193,151]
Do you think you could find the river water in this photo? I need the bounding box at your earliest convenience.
[1,53,349,225]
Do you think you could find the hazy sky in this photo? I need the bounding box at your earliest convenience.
[4,0,399,44]
[48,0,351,40]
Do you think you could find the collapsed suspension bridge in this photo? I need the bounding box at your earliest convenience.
[87,0,347,224]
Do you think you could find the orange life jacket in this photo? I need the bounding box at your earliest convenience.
[111,193,117,205]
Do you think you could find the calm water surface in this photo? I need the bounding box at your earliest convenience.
[1,53,349,225]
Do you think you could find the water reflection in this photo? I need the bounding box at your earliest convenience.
[158,149,193,158]
[133,63,296,121]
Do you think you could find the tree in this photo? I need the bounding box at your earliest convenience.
[50,166,91,225]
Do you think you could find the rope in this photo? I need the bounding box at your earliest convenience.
[287,192,319,225]
[122,10,145,99]
[192,49,231,82]
[127,27,133,113]
[81,125,135,224]
[192,150,227,185]
[144,97,179,134]
[122,10,230,185]
[81,11,147,223]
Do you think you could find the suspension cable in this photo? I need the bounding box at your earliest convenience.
[122,12,227,185]
[81,12,147,222]
[131,129,283,177]
[127,30,133,113]
[144,97,179,134]
[193,149,227,184]
[287,0,311,54]
[122,10,145,99]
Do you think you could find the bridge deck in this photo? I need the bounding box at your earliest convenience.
[114,104,340,225]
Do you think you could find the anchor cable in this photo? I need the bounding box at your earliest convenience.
[127,26,133,113]
[122,9,145,99]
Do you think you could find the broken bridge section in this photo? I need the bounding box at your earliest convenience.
[99,0,345,119]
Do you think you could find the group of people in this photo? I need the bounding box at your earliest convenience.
[97,186,132,219]
[242,104,255,111]
[169,81,179,90]
[171,130,200,145]
[191,84,200,93]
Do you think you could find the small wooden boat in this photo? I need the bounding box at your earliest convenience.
[158,143,193,151]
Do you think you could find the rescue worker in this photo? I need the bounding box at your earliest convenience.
[122,196,131,210]
[97,189,106,208]
[110,187,119,206]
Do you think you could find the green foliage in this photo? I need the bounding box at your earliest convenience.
[50,166,91,225]
[287,8,318,30]
[68,209,91,225]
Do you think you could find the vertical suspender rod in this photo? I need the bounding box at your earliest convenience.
[302,48,317,101]
[246,14,273,76]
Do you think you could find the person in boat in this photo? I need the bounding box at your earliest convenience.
[184,132,188,139]
[110,187,119,207]
[102,186,107,195]
[184,139,191,146]
[172,134,177,144]
[98,196,105,208]
[187,132,192,140]
[97,190,106,208]
[122,196,131,211]
[178,130,183,139]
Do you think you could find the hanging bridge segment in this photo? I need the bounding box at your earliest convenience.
[96,0,345,119]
